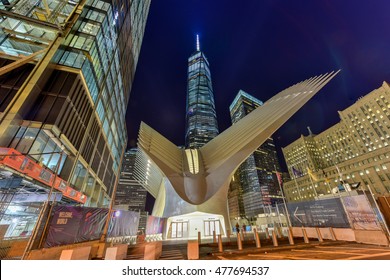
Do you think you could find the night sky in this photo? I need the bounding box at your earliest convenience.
[126,0,390,170]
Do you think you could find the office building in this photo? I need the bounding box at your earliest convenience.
[185,35,219,148]
[282,82,390,201]
[115,148,147,211]
[0,0,150,239]
[227,174,245,220]
[115,148,148,230]
[282,130,325,177]
[229,90,283,218]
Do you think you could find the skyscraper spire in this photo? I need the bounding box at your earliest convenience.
[186,35,219,148]
[307,126,313,136]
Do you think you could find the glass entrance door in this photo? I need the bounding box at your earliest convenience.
[204,220,221,236]
[171,222,188,238]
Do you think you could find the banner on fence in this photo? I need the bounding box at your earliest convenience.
[108,210,140,237]
[45,206,108,247]
[145,216,165,235]
[342,195,382,230]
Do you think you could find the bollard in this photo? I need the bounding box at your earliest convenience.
[329,227,337,241]
[213,230,217,243]
[187,240,199,260]
[253,228,261,248]
[218,234,223,252]
[302,227,309,244]
[227,230,231,242]
[105,244,128,260]
[316,227,323,242]
[277,226,283,238]
[272,231,279,247]
[287,227,295,245]
[241,230,245,241]
[265,228,270,239]
[198,231,201,244]
[144,242,159,260]
[60,247,91,260]
[237,232,243,250]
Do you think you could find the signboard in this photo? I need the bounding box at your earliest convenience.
[287,198,350,228]
[342,195,382,230]
[0,148,87,204]
[45,207,141,247]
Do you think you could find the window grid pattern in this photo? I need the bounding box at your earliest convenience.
[185,51,219,149]
[54,0,150,172]
[229,91,282,218]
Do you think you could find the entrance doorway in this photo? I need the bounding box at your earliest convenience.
[204,220,220,236]
[171,222,188,238]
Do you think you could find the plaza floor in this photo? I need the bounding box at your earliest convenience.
[151,237,390,260]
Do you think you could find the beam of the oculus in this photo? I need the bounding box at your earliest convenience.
[137,70,340,205]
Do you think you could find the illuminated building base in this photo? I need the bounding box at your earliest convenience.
[151,178,229,238]
[166,211,226,239]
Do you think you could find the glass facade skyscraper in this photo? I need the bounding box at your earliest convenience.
[115,148,148,230]
[229,90,283,218]
[115,148,147,211]
[185,36,219,149]
[0,0,150,241]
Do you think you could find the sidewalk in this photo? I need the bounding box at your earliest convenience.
[199,239,350,260]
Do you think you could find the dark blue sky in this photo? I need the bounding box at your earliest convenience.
[126,0,390,169]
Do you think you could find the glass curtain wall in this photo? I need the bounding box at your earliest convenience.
[185,48,219,149]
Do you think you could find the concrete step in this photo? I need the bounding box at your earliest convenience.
[124,253,143,260]
[160,249,185,260]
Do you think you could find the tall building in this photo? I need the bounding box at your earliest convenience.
[0,1,150,238]
[115,148,147,211]
[282,82,390,201]
[185,35,219,149]
[115,148,148,230]
[229,90,282,219]
[282,130,325,177]
[227,174,245,220]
